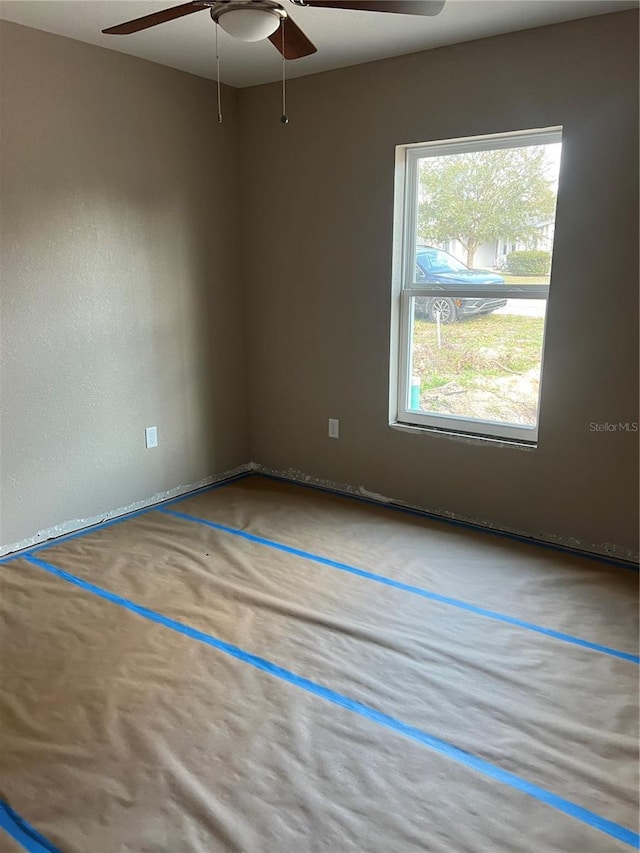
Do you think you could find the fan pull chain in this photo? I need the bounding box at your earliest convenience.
[215,22,223,124]
[280,18,289,125]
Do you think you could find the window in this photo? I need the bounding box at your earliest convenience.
[391,128,562,443]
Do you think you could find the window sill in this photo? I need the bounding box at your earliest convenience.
[389,421,538,450]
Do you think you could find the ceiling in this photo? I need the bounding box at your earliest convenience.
[0,0,637,88]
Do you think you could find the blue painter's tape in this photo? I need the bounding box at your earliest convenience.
[0,472,252,566]
[256,473,640,573]
[0,800,61,853]
[16,555,640,850]
[160,508,639,665]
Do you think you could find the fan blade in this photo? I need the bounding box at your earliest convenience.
[289,0,445,16]
[269,17,317,59]
[102,2,207,35]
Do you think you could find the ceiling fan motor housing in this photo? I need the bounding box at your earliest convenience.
[209,0,287,43]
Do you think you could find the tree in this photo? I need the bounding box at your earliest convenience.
[418,147,557,268]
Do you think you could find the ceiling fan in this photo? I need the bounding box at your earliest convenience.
[102,1,447,60]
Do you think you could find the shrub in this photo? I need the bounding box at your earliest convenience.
[506,250,552,276]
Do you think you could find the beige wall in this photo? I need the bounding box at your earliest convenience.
[0,22,248,550]
[238,11,639,559]
[1,13,638,560]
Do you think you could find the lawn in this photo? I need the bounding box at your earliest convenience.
[499,273,550,286]
[411,313,546,424]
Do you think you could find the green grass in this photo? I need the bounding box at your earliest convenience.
[421,375,450,391]
[412,313,544,391]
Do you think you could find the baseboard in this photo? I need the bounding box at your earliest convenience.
[0,464,254,560]
[249,465,640,571]
[3,461,637,570]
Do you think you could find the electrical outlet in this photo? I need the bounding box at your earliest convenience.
[328,418,340,439]
[145,426,158,449]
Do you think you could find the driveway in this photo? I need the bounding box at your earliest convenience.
[494,298,546,318]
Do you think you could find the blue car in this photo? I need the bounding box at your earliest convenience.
[415,246,507,323]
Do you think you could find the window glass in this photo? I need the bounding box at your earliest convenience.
[394,128,562,443]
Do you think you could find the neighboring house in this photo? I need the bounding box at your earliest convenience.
[435,218,555,270]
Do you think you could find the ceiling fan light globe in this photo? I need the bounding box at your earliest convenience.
[217,8,281,42]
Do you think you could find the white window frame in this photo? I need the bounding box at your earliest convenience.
[391,127,562,445]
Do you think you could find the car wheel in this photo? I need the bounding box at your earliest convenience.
[428,297,457,324]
